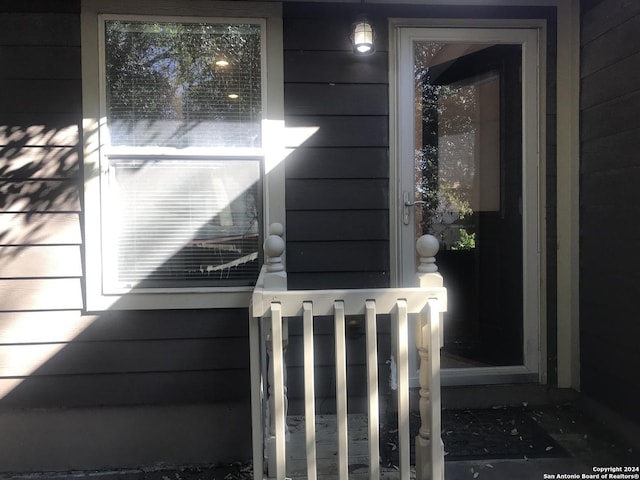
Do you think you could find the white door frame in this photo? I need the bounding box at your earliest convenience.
[389,19,546,386]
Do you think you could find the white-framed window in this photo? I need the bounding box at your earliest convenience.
[82,0,284,310]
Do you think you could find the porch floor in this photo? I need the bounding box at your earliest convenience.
[1,393,637,480]
[284,414,398,479]
[282,404,638,480]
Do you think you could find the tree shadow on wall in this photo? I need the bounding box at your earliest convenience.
[0,124,84,250]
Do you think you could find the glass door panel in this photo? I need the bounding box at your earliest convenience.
[396,27,540,384]
[413,42,523,368]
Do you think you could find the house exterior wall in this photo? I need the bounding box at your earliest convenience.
[283,2,559,294]
[282,0,559,393]
[284,3,391,290]
[0,0,562,473]
[579,0,640,424]
[0,0,252,471]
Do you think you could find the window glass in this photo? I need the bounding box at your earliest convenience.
[101,18,263,291]
[104,20,262,148]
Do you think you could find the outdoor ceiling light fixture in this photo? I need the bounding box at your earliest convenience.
[351,0,374,55]
[352,15,375,55]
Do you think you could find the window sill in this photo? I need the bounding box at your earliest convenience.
[86,288,253,312]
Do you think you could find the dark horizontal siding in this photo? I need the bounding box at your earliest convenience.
[581,90,640,141]
[286,313,392,337]
[580,0,640,423]
[0,246,82,277]
[282,11,389,52]
[0,339,249,377]
[0,146,78,179]
[284,2,556,25]
[0,4,252,412]
[285,147,388,179]
[285,312,393,414]
[0,124,80,146]
[581,0,640,43]
[287,178,388,210]
[581,7,640,77]
[287,210,389,241]
[581,166,640,207]
[0,179,80,212]
[0,309,247,343]
[0,213,81,245]
[287,330,388,368]
[581,50,640,110]
[285,51,388,84]
[581,129,640,175]
[285,84,388,116]
[0,4,85,349]
[0,46,81,79]
[0,80,83,114]
[283,2,393,408]
[0,371,249,408]
[290,271,390,290]
[0,13,79,46]
[0,279,83,310]
[284,3,390,292]
[0,308,251,408]
[284,116,389,148]
[287,241,389,273]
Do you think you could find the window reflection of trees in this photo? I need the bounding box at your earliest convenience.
[105,21,262,148]
[414,43,498,250]
[102,20,263,288]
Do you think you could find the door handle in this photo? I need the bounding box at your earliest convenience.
[404,200,427,207]
[403,192,427,225]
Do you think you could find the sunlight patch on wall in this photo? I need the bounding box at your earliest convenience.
[263,120,319,174]
[0,311,90,400]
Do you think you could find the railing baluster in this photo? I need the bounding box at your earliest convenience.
[334,300,349,480]
[302,302,317,480]
[415,298,444,480]
[415,307,430,480]
[395,299,410,480]
[415,234,445,480]
[428,298,444,480]
[268,303,287,480]
[249,309,264,480]
[365,300,380,480]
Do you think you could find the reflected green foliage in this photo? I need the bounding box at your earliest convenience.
[451,228,476,251]
[414,43,480,249]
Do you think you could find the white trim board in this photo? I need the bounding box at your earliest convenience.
[388,4,579,389]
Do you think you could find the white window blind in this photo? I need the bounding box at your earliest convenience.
[105,158,260,289]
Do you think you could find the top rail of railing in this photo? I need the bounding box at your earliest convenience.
[252,223,447,317]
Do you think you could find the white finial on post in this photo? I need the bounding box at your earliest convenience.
[264,223,287,289]
[269,222,285,238]
[415,234,443,288]
[416,234,439,273]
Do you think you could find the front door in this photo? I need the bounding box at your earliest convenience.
[395,26,541,385]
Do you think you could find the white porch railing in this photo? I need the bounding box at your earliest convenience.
[249,224,447,480]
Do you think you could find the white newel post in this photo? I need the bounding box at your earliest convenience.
[263,223,289,479]
[264,222,286,290]
[414,234,445,480]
